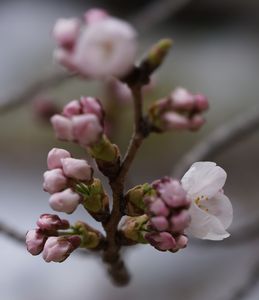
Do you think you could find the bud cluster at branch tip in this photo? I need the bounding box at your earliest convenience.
[149,87,208,132]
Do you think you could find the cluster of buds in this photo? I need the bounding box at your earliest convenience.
[51,97,104,147]
[43,147,109,220]
[53,8,137,79]
[43,147,93,213]
[26,214,81,262]
[121,178,191,252]
[148,87,208,132]
[144,177,191,252]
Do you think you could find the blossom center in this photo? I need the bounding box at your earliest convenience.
[194,195,209,213]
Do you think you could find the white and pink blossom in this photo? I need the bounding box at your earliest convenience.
[181,161,233,240]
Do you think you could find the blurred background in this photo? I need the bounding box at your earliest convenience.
[0,0,259,299]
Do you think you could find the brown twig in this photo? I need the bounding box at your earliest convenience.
[100,85,148,285]
[173,106,259,178]
[0,221,25,244]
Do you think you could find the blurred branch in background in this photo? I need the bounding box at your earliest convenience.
[130,0,191,33]
[173,105,259,177]
[0,0,191,115]
[225,259,259,300]
[0,221,24,244]
[0,72,71,114]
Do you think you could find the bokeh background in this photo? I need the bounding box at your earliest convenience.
[1,0,259,299]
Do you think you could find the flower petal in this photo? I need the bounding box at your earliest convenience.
[186,202,230,240]
[202,192,233,229]
[181,161,227,199]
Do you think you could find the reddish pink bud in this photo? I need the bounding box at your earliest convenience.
[145,232,176,251]
[47,148,71,170]
[153,177,189,208]
[43,169,67,194]
[72,114,103,146]
[80,97,104,120]
[171,87,194,110]
[32,97,59,121]
[150,216,169,231]
[61,158,93,181]
[84,8,109,24]
[163,112,189,130]
[170,211,191,232]
[63,100,81,117]
[42,235,81,263]
[26,229,47,255]
[105,77,132,104]
[175,235,188,250]
[53,18,81,50]
[51,115,74,141]
[193,94,209,111]
[49,188,80,214]
[189,114,206,130]
[36,214,70,231]
[146,198,169,217]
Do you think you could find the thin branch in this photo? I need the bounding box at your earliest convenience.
[130,0,191,33]
[119,87,146,181]
[0,221,25,244]
[224,259,259,300]
[0,72,72,114]
[173,106,259,178]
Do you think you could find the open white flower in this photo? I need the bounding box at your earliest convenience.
[181,161,233,240]
[74,17,137,78]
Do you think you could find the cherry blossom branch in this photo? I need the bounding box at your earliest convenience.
[173,106,259,177]
[131,0,191,33]
[0,72,72,114]
[225,259,259,300]
[0,221,25,244]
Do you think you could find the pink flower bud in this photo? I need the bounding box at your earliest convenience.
[32,96,59,121]
[43,169,68,194]
[72,114,103,146]
[145,232,176,251]
[146,198,169,217]
[53,18,81,50]
[51,115,74,141]
[170,211,191,232]
[36,214,70,231]
[26,229,47,255]
[73,17,137,78]
[175,235,188,250]
[61,158,93,181]
[150,216,169,231]
[42,236,81,263]
[189,114,206,130]
[153,177,189,208]
[47,148,71,169]
[163,112,189,130]
[80,97,104,120]
[193,94,209,111]
[63,100,81,117]
[171,87,194,110]
[84,8,109,24]
[49,188,80,214]
[105,77,132,104]
[53,48,77,72]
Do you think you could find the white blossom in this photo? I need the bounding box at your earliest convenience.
[181,161,233,240]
